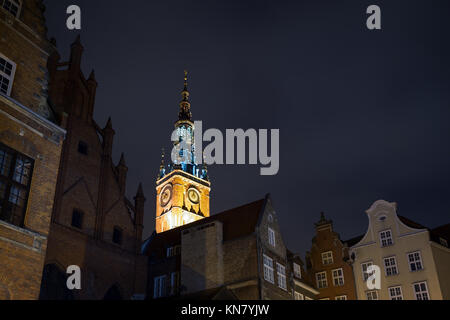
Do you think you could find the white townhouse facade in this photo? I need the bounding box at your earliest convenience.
[349,200,450,300]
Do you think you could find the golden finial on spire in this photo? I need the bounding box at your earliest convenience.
[183,70,188,91]
[178,70,192,121]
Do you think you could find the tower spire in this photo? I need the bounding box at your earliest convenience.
[178,70,192,121]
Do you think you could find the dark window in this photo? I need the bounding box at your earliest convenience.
[71,209,83,229]
[77,141,88,155]
[1,0,20,17]
[112,227,122,245]
[0,143,33,227]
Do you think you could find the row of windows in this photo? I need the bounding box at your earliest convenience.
[154,272,180,298]
[263,254,287,290]
[315,268,345,289]
[362,251,424,281]
[366,281,429,300]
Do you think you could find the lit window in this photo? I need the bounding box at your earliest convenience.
[407,251,423,272]
[383,256,398,276]
[1,0,21,17]
[293,263,302,279]
[413,281,429,300]
[321,251,333,265]
[263,254,274,284]
[388,286,403,300]
[361,261,374,281]
[366,290,379,300]
[332,268,344,286]
[153,275,166,298]
[335,295,347,300]
[379,229,394,247]
[268,227,275,247]
[0,143,33,227]
[276,263,287,290]
[294,292,304,300]
[316,271,328,289]
[0,54,16,96]
[439,237,448,247]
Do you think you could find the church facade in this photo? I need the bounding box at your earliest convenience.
[39,36,147,300]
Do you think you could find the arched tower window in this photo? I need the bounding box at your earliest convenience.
[1,0,21,18]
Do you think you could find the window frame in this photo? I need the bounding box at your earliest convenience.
[335,295,347,300]
[276,262,287,291]
[0,0,22,18]
[153,275,166,298]
[383,256,399,276]
[316,271,328,289]
[388,286,403,300]
[268,227,276,247]
[170,271,180,296]
[294,291,304,300]
[366,290,379,300]
[413,281,429,300]
[332,268,345,287]
[263,254,274,284]
[361,261,374,282]
[379,229,394,247]
[0,143,34,228]
[407,251,424,272]
[321,251,334,265]
[293,262,302,279]
[0,52,17,96]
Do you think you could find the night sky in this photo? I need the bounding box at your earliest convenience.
[43,0,450,256]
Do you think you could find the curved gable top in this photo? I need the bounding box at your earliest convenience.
[366,200,397,214]
[351,200,429,249]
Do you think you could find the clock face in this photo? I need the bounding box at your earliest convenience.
[187,188,200,204]
[160,184,173,207]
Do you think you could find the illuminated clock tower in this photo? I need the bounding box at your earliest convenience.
[155,71,211,233]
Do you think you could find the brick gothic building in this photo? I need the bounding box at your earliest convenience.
[305,213,359,300]
[36,36,148,300]
[0,0,66,299]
